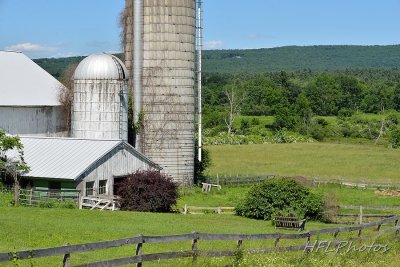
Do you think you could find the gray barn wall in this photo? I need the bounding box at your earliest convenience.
[0,106,67,136]
[77,144,155,195]
[124,0,196,184]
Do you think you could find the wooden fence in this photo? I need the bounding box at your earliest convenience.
[18,188,80,207]
[336,205,400,224]
[204,173,400,189]
[182,204,400,224]
[205,174,276,185]
[1,215,399,267]
[79,196,119,211]
[312,178,400,190]
[183,204,234,214]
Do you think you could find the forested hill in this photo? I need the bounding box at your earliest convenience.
[34,45,400,78]
[202,45,400,73]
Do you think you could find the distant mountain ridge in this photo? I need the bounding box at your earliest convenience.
[34,45,400,77]
[202,45,400,73]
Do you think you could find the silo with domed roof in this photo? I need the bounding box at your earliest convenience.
[71,53,128,141]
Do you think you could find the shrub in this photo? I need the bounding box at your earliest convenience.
[389,127,400,148]
[337,108,354,120]
[117,171,178,212]
[235,177,324,221]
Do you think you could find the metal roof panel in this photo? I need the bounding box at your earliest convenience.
[0,51,63,106]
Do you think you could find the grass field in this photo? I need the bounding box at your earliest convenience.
[206,143,400,182]
[0,206,333,266]
[2,182,400,266]
[1,205,399,266]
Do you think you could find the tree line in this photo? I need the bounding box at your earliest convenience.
[202,69,400,145]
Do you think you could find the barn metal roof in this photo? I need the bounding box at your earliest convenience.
[8,137,160,180]
[0,50,63,106]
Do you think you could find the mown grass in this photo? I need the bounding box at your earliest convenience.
[1,205,399,266]
[206,143,400,182]
[2,182,400,266]
[0,206,331,266]
[178,186,248,208]
[179,184,400,209]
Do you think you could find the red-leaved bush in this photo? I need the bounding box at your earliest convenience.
[117,171,178,212]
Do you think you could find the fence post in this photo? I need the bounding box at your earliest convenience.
[191,232,198,262]
[62,243,70,267]
[217,174,219,185]
[395,219,399,237]
[136,235,143,267]
[333,231,339,240]
[29,188,33,206]
[359,206,363,225]
[184,204,188,215]
[78,193,83,210]
[305,234,311,253]
[237,239,242,249]
[274,237,280,248]
[14,184,20,206]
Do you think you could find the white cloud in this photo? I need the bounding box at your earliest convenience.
[204,40,224,50]
[5,42,57,52]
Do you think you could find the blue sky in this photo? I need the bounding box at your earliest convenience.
[0,0,399,58]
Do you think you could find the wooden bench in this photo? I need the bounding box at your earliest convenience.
[274,216,306,231]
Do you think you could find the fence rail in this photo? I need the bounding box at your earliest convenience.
[18,188,80,207]
[183,204,234,214]
[312,178,400,190]
[1,215,399,267]
[204,173,400,189]
[205,174,276,185]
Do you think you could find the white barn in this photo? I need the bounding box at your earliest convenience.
[0,50,67,136]
[10,137,161,196]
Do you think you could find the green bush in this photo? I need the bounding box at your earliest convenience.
[235,177,324,221]
[389,127,400,148]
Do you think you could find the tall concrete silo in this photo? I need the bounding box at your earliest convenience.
[72,53,128,141]
[124,0,196,184]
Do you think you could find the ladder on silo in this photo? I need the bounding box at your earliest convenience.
[111,55,125,140]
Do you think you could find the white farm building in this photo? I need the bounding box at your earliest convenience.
[11,137,160,196]
[0,51,67,136]
[1,51,161,196]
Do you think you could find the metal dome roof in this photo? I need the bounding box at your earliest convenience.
[74,53,128,80]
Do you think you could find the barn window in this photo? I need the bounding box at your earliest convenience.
[85,181,94,196]
[98,180,107,195]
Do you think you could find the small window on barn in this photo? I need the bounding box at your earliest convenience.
[86,181,94,196]
[98,180,107,195]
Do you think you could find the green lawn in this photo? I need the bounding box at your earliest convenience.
[1,205,399,266]
[206,143,400,182]
[0,206,331,266]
